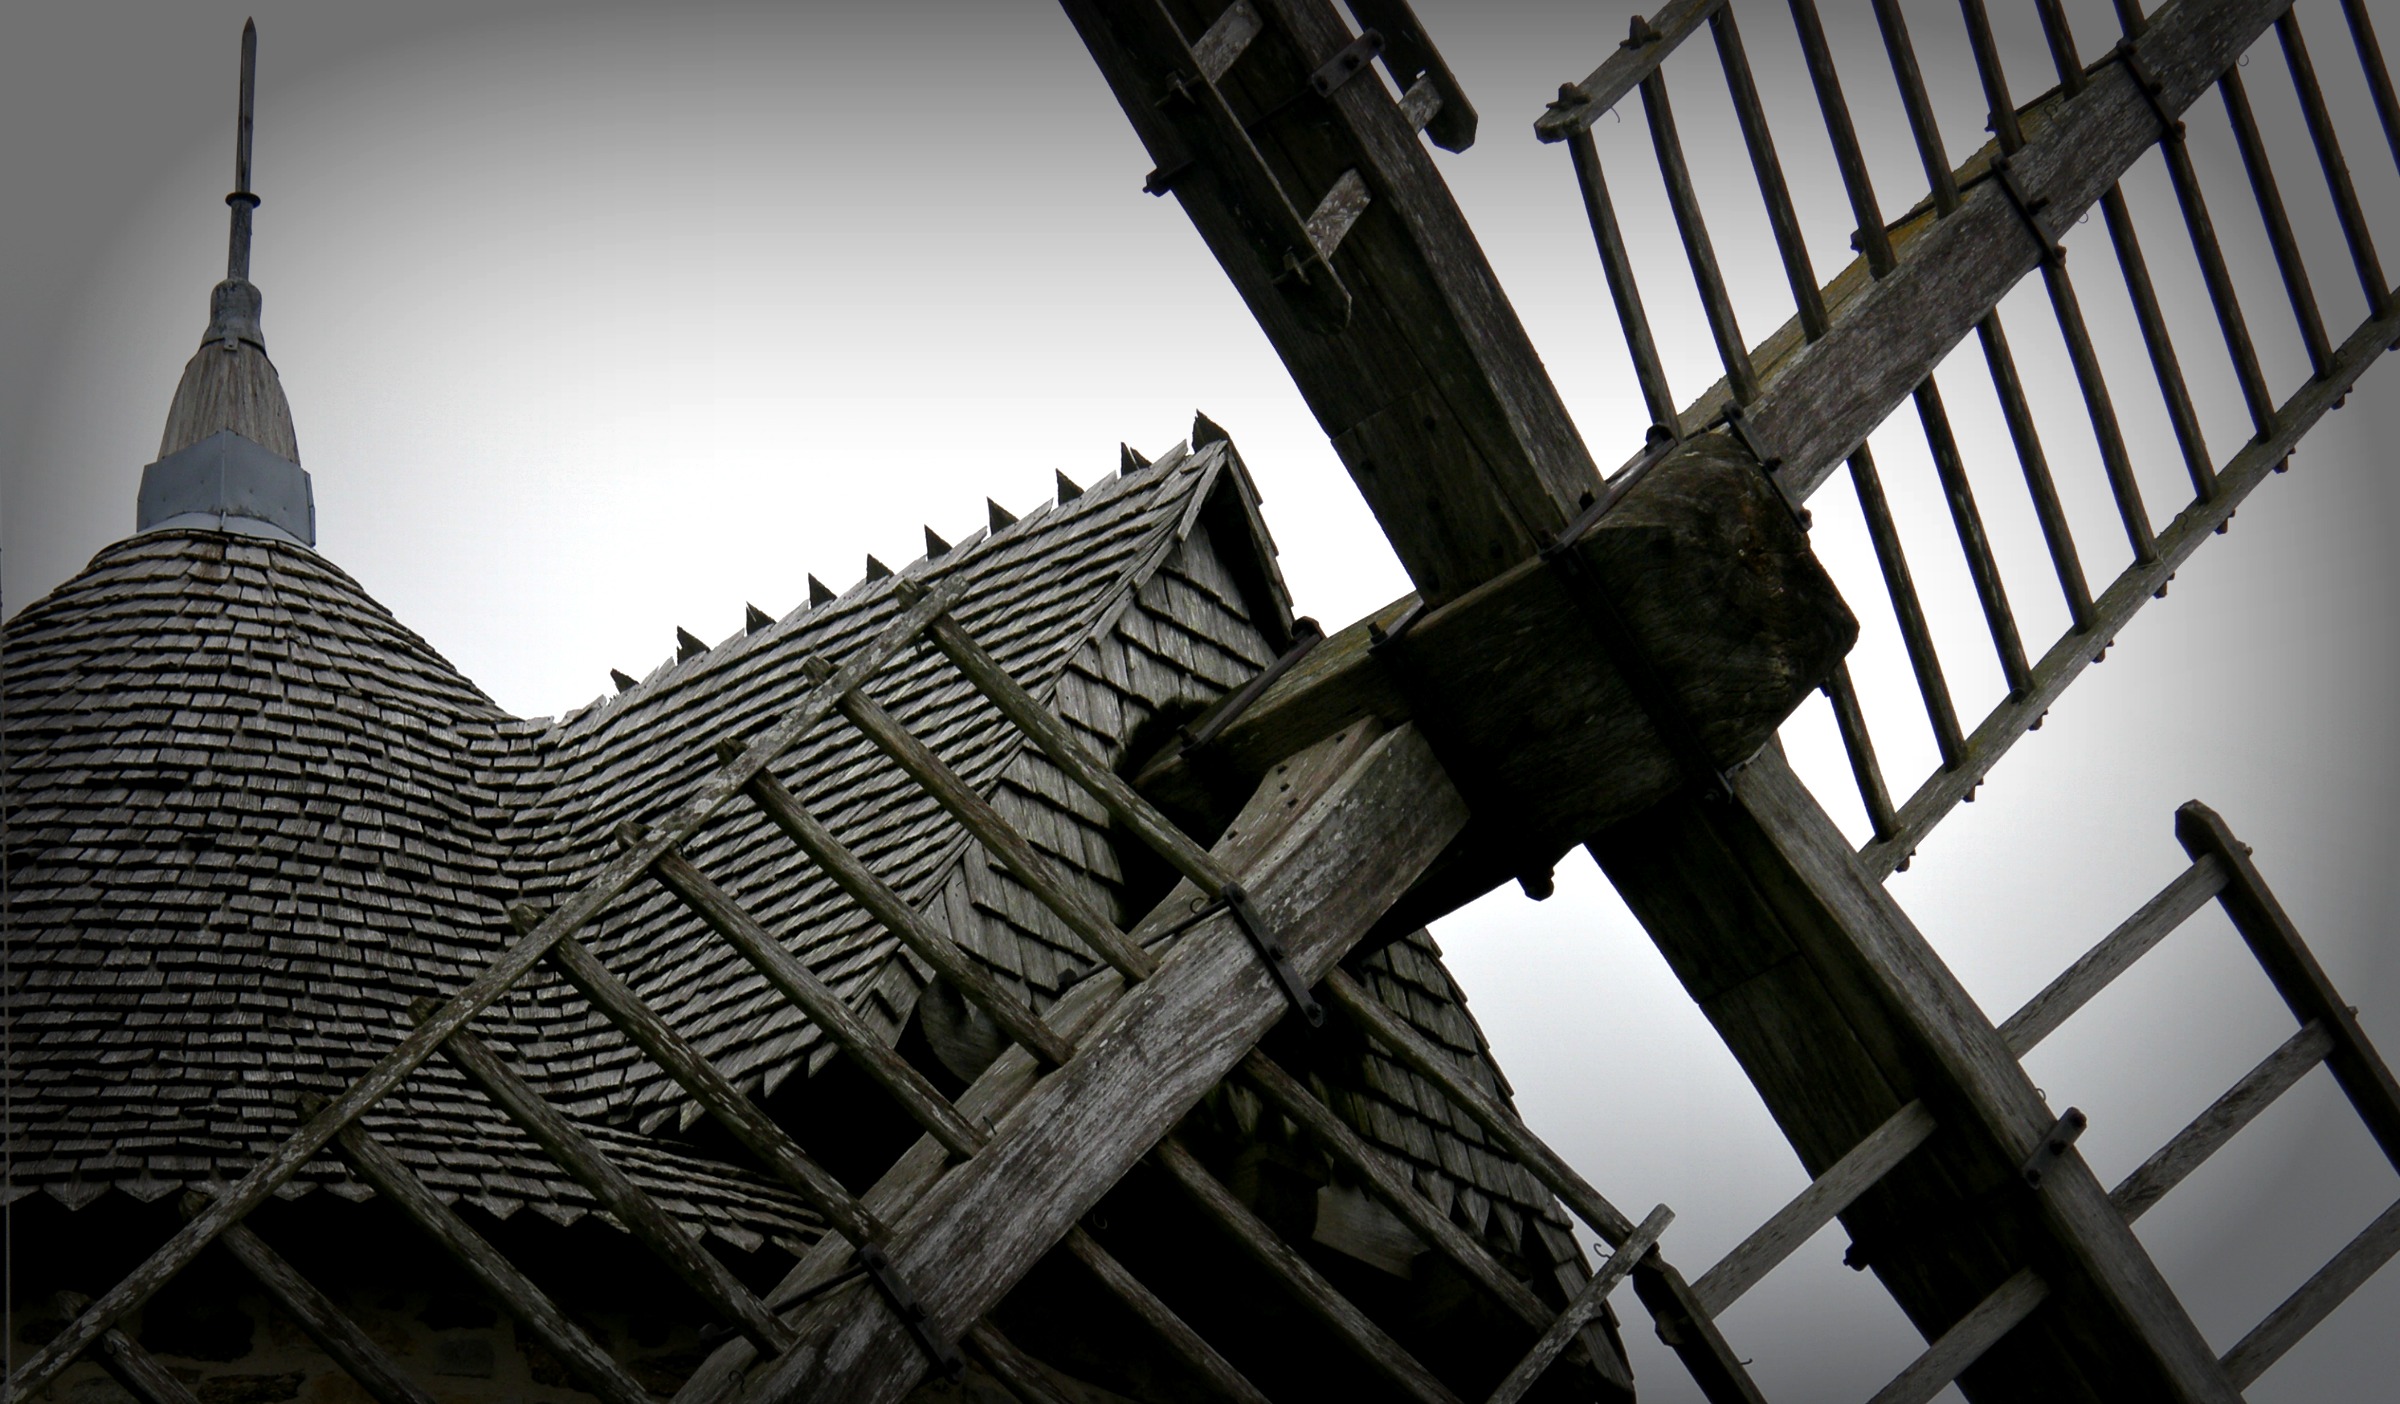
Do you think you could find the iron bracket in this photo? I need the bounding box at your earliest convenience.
[2107,40,2185,142]
[1988,154,2065,266]
[1180,617,1326,754]
[1222,880,1326,1026]
[1716,404,1810,531]
[1310,30,1386,97]
[2019,1107,2089,1188]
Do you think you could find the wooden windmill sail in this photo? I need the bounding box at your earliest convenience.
[13,2,2400,1403]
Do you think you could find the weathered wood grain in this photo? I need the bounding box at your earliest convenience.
[428,1012,798,1354]
[1140,433,1851,873]
[748,725,1464,1404]
[1058,0,1601,605]
[1595,747,2244,1404]
[834,685,1154,981]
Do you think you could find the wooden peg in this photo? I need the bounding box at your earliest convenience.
[745,603,774,634]
[866,555,893,581]
[809,574,837,606]
[608,669,637,693]
[1056,469,1083,502]
[675,627,708,661]
[987,497,1018,532]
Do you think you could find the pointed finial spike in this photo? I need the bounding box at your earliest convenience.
[227,20,262,283]
[675,627,708,661]
[865,555,893,581]
[808,574,836,606]
[1193,410,1230,447]
[1119,443,1150,475]
[924,526,951,558]
[1056,469,1083,503]
[609,669,638,693]
[987,498,1018,533]
[744,603,774,634]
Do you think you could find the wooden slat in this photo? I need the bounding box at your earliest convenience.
[1235,1051,1584,1347]
[963,1322,1080,1404]
[194,1204,439,1404]
[1190,0,1262,83]
[909,584,1224,890]
[2000,856,2227,1056]
[1691,1101,1936,1318]
[1598,748,2244,1403]
[4,576,963,1402]
[675,729,1391,1404]
[735,769,1076,1066]
[1536,0,1724,135]
[428,1013,799,1354]
[2111,1021,2333,1224]
[746,725,1465,1404]
[2179,801,2400,1171]
[1756,0,2296,502]
[831,683,1154,981]
[1567,127,1681,435]
[52,1291,202,1404]
[2178,801,2400,1173]
[1861,297,2400,878]
[1639,66,1755,404]
[1485,1205,1673,1404]
[1863,1269,2048,1404]
[1061,0,1602,605]
[326,1116,655,1404]
[639,856,982,1154]
[2277,9,2392,318]
[1152,1136,1464,1404]
[2220,1196,2400,1387]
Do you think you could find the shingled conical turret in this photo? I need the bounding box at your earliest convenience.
[137,19,314,547]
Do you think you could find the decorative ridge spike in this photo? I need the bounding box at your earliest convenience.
[1193,409,1230,447]
[865,555,893,581]
[924,526,951,558]
[675,627,707,661]
[987,497,1018,533]
[1120,443,1151,474]
[609,669,638,694]
[744,603,774,634]
[808,575,836,606]
[1056,470,1083,503]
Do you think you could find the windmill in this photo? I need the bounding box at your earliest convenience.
[11,2,2400,1403]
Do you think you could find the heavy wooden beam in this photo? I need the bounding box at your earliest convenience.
[742,725,1465,1403]
[1059,0,1600,605]
[1141,433,1852,891]
[1591,748,2243,1404]
[1750,0,2297,500]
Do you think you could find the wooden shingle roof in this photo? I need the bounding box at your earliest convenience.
[5,435,1582,1274]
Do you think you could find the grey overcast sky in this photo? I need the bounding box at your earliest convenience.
[5,3,2398,1400]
